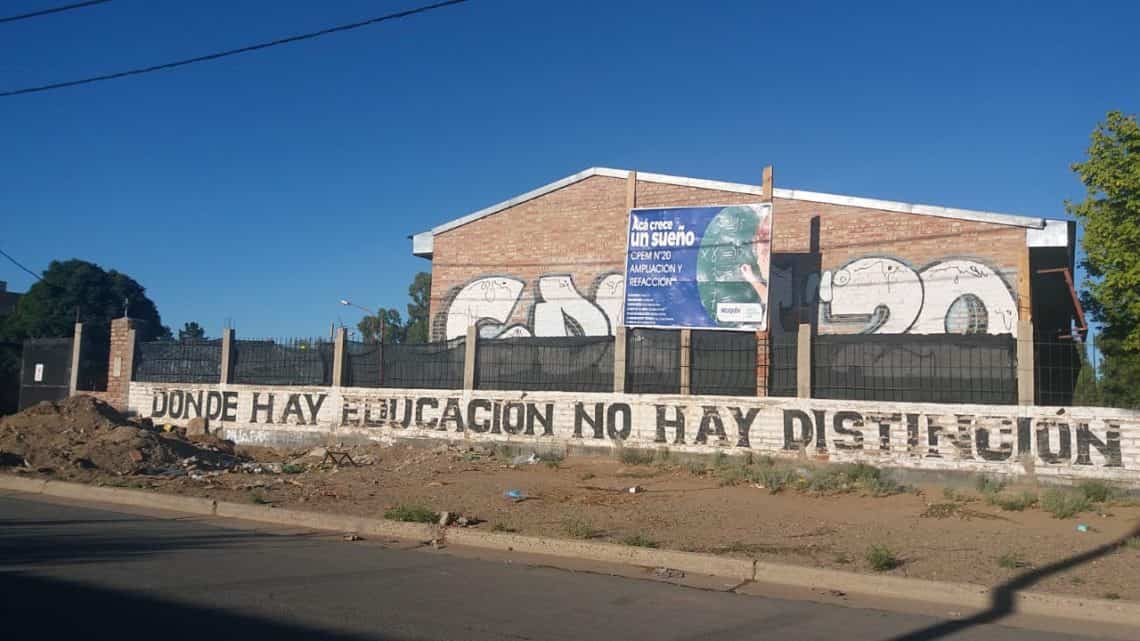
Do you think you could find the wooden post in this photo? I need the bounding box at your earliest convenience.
[332,327,347,387]
[679,328,691,395]
[761,165,773,201]
[69,322,83,396]
[463,324,477,391]
[755,329,768,397]
[796,323,811,399]
[219,328,234,385]
[613,326,626,393]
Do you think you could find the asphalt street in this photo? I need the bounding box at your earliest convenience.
[0,491,1121,641]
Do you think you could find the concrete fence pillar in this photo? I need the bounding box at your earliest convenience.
[219,328,235,385]
[104,317,137,412]
[332,327,347,387]
[68,322,83,396]
[463,325,477,391]
[1016,319,1035,406]
[613,326,626,393]
[796,323,811,399]
[679,328,691,395]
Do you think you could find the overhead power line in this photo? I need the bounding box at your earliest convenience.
[0,0,111,24]
[0,247,44,281]
[1,0,469,98]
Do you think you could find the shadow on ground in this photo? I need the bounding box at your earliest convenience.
[883,520,1140,641]
[0,572,392,641]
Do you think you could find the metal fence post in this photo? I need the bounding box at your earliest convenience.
[220,328,234,385]
[463,325,477,391]
[796,323,812,399]
[68,322,83,396]
[1017,320,1035,405]
[613,326,626,393]
[332,328,346,387]
[679,328,691,395]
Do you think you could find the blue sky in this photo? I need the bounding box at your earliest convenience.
[2,0,1136,339]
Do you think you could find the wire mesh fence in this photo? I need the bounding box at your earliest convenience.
[476,336,613,392]
[343,340,381,388]
[1035,337,1087,407]
[232,337,334,386]
[134,339,222,384]
[768,334,798,397]
[626,328,680,394]
[812,334,1017,404]
[690,330,757,396]
[382,339,466,390]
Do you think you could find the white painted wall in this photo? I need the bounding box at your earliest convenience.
[128,382,1140,486]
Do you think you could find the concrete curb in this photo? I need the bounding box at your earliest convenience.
[3,474,1138,628]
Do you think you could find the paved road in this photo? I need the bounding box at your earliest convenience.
[0,492,1119,641]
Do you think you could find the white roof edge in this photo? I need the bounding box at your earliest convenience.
[417,167,1053,241]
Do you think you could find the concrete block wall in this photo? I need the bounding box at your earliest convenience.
[128,381,1140,487]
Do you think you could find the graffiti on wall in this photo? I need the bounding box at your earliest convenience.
[441,272,625,340]
[811,257,1018,336]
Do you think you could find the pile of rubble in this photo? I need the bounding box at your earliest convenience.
[0,396,241,477]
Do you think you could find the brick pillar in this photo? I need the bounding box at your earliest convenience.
[755,329,769,396]
[679,329,691,395]
[104,317,138,412]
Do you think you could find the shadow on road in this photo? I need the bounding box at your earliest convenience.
[882,520,1140,641]
[0,571,392,641]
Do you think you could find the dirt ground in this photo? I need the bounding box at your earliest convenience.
[3,398,1139,601]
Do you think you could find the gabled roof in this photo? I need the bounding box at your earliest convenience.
[412,167,1064,258]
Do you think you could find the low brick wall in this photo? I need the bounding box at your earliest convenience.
[128,382,1139,486]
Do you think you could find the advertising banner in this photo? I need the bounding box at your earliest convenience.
[623,204,773,330]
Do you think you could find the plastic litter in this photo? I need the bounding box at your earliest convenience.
[1076,523,1089,533]
[504,489,525,501]
[627,485,644,494]
[512,452,539,466]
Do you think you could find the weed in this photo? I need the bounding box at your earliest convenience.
[1104,592,1122,600]
[685,461,707,476]
[248,490,270,505]
[578,472,596,481]
[865,477,908,497]
[755,466,796,494]
[865,544,901,571]
[713,451,729,468]
[1040,488,1092,519]
[384,504,438,523]
[1070,576,1085,585]
[985,491,1038,512]
[715,464,750,487]
[619,448,656,466]
[974,475,1008,495]
[621,534,659,548]
[563,518,600,539]
[998,552,1028,569]
[1124,537,1140,550]
[942,487,972,503]
[491,522,516,533]
[543,459,561,469]
[1077,480,1118,504]
[922,503,961,519]
[834,553,852,565]
[281,463,304,474]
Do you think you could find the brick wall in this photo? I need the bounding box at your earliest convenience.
[428,174,1028,341]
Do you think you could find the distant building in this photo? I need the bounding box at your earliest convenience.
[0,281,22,318]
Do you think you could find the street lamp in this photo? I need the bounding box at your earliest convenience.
[339,299,385,343]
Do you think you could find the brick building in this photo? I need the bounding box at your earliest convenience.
[411,167,1079,348]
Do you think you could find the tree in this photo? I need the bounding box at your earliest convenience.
[357,308,405,344]
[178,321,207,340]
[404,272,431,343]
[0,259,169,343]
[1068,111,1140,407]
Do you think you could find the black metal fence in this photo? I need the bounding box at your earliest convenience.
[343,338,465,390]
[1035,338,1087,407]
[134,339,223,384]
[477,336,613,392]
[813,334,1017,404]
[626,328,680,394]
[232,337,334,386]
[691,330,756,396]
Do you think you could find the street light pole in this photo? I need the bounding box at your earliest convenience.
[339,299,385,344]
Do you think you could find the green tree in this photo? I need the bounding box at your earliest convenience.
[357,308,405,344]
[404,272,431,343]
[0,259,169,343]
[178,321,207,340]
[1068,111,1140,407]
